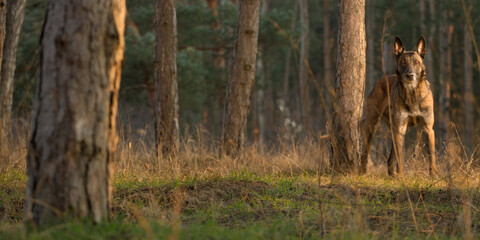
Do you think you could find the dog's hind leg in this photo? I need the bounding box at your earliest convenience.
[387,142,395,176]
[360,107,383,174]
[360,126,374,174]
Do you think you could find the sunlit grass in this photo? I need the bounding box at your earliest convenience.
[0,121,479,239]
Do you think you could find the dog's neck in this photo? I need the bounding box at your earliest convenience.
[396,71,427,108]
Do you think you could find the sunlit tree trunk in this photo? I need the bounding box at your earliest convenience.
[26,0,126,225]
[331,0,366,173]
[298,0,311,133]
[222,0,260,156]
[464,24,474,151]
[0,0,7,149]
[154,0,179,158]
[0,0,26,133]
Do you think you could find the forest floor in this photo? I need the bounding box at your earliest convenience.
[0,129,479,239]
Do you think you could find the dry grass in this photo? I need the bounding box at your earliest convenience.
[1,119,480,239]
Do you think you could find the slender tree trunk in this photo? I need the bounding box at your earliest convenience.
[256,49,265,145]
[0,0,7,148]
[154,0,179,158]
[427,0,436,86]
[420,0,435,100]
[206,0,225,69]
[323,0,333,113]
[365,0,376,93]
[464,24,474,151]
[252,89,259,144]
[264,62,275,140]
[331,0,366,173]
[0,0,25,136]
[439,9,453,141]
[281,2,297,138]
[298,0,311,133]
[26,0,126,225]
[222,0,261,156]
[206,0,226,137]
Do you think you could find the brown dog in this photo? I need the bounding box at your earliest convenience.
[360,36,437,177]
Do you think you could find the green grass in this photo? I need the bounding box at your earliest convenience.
[1,169,478,239]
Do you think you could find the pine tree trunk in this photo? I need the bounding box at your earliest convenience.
[222,0,261,156]
[420,0,435,101]
[331,0,366,173]
[264,62,275,140]
[464,25,474,151]
[0,0,25,135]
[298,0,311,133]
[154,0,179,158]
[439,9,453,141]
[281,2,297,138]
[255,49,265,145]
[26,0,126,225]
[0,0,7,147]
[323,0,333,113]
[427,0,436,87]
[365,0,376,93]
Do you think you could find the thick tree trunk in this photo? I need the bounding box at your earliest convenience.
[331,0,366,173]
[298,0,311,133]
[26,0,126,225]
[464,25,474,151]
[0,0,25,136]
[154,0,179,158]
[222,0,260,156]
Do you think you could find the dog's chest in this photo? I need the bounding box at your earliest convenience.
[398,94,430,124]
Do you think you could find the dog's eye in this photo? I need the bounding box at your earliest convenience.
[415,60,420,65]
[401,59,406,65]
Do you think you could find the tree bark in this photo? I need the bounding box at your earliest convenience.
[154,0,179,158]
[365,0,376,93]
[281,2,297,138]
[298,0,311,133]
[255,49,265,145]
[0,0,25,134]
[464,24,474,151]
[0,0,7,147]
[222,0,261,156]
[420,0,435,96]
[26,0,126,225]
[331,0,366,173]
[439,9,453,141]
[323,0,333,114]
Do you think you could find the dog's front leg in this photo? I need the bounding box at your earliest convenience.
[424,126,437,178]
[392,122,408,177]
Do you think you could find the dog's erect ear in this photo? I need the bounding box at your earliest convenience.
[393,36,405,57]
[416,36,426,58]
